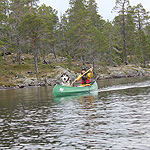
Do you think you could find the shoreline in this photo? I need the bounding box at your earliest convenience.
[1,64,150,91]
[0,75,150,91]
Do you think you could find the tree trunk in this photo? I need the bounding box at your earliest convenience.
[138,11,144,64]
[52,43,57,58]
[91,41,95,71]
[82,55,85,66]
[122,1,128,65]
[16,34,21,65]
[31,0,33,15]
[92,52,95,72]
[33,39,39,79]
[108,33,112,66]
[2,47,6,64]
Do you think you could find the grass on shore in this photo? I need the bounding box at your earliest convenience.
[0,54,82,87]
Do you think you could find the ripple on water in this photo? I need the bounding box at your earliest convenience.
[0,80,150,149]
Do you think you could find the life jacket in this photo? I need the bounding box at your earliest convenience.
[81,73,91,84]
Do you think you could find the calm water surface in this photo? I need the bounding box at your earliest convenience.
[0,77,150,149]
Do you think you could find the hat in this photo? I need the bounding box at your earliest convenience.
[82,68,86,71]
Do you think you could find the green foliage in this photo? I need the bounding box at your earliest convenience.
[37,4,58,56]
[18,14,45,40]
[0,0,150,70]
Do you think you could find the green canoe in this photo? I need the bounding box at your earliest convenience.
[53,81,98,97]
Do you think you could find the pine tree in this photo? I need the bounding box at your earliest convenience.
[17,14,45,78]
[144,25,150,65]
[67,0,89,65]
[38,4,58,58]
[132,3,149,65]
[103,21,115,66]
[56,14,71,56]
[9,0,23,65]
[87,0,103,68]
[0,0,10,64]
[125,5,136,63]
[9,0,39,65]
[113,0,130,65]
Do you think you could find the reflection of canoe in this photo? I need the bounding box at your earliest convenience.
[53,81,98,97]
[53,91,98,103]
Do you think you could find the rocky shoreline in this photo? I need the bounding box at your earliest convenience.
[1,64,150,90]
[97,64,150,79]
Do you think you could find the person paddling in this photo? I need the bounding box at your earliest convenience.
[75,67,93,84]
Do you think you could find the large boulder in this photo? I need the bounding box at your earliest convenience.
[46,78,60,86]
[54,67,76,81]
[125,69,138,77]
[110,71,127,78]
[107,65,150,79]
[137,67,150,76]
[23,78,40,86]
[43,53,67,64]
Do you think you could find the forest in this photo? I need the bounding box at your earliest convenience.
[0,0,150,78]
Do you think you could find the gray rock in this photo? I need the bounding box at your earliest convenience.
[54,67,76,81]
[47,78,60,86]
[54,66,62,68]
[27,71,34,74]
[17,83,25,88]
[110,71,126,78]
[43,58,51,64]
[23,78,40,86]
[125,69,138,77]
[23,78,33,86]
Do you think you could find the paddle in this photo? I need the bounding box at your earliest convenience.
[71,67,93,86]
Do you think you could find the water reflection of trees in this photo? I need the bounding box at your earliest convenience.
[0,87,53,111]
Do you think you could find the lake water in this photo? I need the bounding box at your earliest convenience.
[0,77,150,149]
